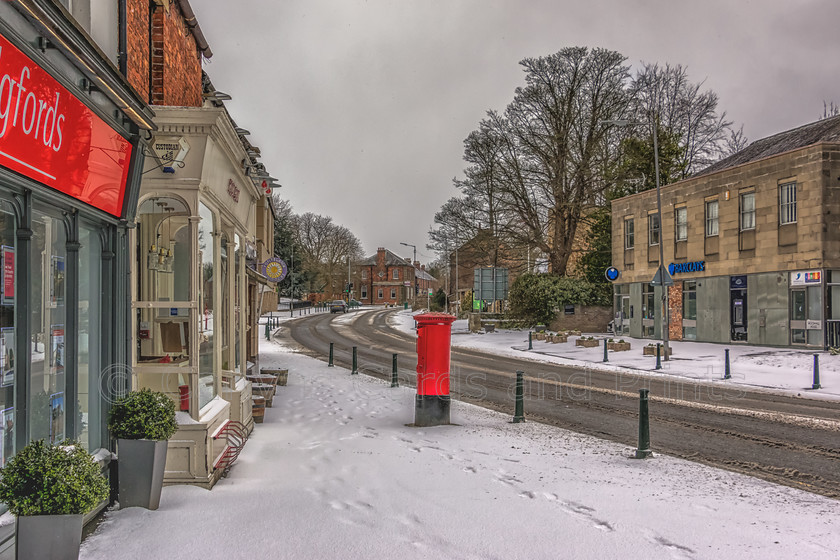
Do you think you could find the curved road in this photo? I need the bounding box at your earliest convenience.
[281,308,840,498]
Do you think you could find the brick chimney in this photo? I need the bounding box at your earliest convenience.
[376,248,386,268]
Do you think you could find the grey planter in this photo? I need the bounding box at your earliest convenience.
[117,439,168,510]
[16,514,82,560]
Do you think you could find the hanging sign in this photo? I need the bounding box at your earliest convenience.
[262,257,288,282]
[0,35,133,217]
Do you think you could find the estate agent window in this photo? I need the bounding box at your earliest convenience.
[780,182,797,224]
[648,214,660,246]
[624,218,634,249]
[675,207,688,241]
[740,192,755,230]
[705,200,719,237]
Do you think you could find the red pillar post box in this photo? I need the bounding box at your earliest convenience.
[414,312,456,427]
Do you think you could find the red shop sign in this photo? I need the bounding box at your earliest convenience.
[0,34,133,217]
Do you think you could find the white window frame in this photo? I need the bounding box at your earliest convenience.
[361,286,367,298]
[377,288,383,299]
[780,182,797,225]
[393,269,399,280]
[361,270,368,279]
[648,214,660,246]
[740,192,755,231]
[705,200,719,237]
[675,207,688,241]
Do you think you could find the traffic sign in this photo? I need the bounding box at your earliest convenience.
[605,267,620,282]
[650,265,674,286]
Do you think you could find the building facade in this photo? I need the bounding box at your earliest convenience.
[357,248,439,307]
[0,0,154,552]
[611,117,840,349]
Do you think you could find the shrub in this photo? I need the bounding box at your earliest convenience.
[108,388,177,441]
[509,273,612,325]
[0,439,109,516]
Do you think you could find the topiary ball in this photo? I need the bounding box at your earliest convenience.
[108,388,177,441]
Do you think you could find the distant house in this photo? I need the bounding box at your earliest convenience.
[357,247,439,306]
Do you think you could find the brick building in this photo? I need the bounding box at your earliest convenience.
[357,248,439,306]
[611,115,840,348]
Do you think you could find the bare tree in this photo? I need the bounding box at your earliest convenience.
[292,212,363,296]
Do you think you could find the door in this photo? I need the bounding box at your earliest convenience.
[730,276,747,341]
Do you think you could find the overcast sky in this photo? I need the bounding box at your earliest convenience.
[190,0,840,261]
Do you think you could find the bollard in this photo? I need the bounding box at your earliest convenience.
[655,344,662,370]
[512,370,525,423]
[391,354,399,387]
[634,388,652,458]
[724,349,731,379]
[328,343,334,367]
[528,331,533,350]
[351,346,358,375]
[603,341,609,363]
[264,321,270,340]
[812,354,822,389]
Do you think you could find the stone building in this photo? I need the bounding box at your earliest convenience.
[611,115,840,348]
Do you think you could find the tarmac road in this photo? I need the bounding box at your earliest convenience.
[281,308,840,498]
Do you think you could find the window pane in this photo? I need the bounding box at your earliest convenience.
[740,193,755,230]
[808,286,822,320]
[198,203,216,409]
[648,215,660,245]
[791,290,806,321]
[234,234,241,374]
[625,219,634,249]
[78,225,101,451]
[780,183,797,224]
[675,207,687,241]
[706,201,719,236]
[0,200,16,469]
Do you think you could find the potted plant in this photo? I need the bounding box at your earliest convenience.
[108,388,176,510]
[0,439,109,559]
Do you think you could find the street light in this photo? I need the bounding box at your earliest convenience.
[602,118,671,360]
[400,242,417,299]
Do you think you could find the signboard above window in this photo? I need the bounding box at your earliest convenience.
[791,270,821,286]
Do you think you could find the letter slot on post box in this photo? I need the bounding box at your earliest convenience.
[414,313,456,427]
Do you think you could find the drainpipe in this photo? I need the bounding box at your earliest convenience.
[118,0,127,75]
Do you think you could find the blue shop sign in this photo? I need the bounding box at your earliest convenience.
[668,261,705,275]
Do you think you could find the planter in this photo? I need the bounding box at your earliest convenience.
[535,332,546,341]
[551,335,568,344]
[16,514,83,560]
[643,345,672,357]
[252,396,266,423]
[575,338,600,348]
[261,368,289,387]
[117,439,168,510]
[251,383,275,406]
[607,342,631,352]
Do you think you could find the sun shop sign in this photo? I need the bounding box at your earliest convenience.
[0,34,132,217]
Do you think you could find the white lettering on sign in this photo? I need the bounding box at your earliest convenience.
[227,179,240,202]
[0,47,66,152]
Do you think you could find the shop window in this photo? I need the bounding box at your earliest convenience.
[30,208,67,444]
[705,200,719,237]
[740,192,755,231]
[675,207,687,242]
[234,234,242,375]
[198,202,217,409]
[779,182,797,225]
[220,234,231,377]
[682,281,697,340]
[648,214,660,246]
[78,224,102,452]
[642,284,655,338]
[624,218,634,249]
[0,200,16,468]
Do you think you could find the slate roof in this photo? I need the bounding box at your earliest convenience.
[358,248,438,281]
[695,114,840,178]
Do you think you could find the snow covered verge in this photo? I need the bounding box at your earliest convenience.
[78,323,840,560]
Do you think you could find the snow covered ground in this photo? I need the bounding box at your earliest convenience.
[79,310,840,560]
[387,310,840,401]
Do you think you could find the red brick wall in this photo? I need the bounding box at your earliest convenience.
[125,0,150,99]
[126,1,203,106]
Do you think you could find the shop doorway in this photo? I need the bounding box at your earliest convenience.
[730,276,747,341]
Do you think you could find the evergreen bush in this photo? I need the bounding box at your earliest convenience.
[0,439,109,516]
[509,273,612,325]
[108,388,177,441]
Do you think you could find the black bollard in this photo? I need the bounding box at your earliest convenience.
[391,354,399,387]
[724,349,731,379]
[812,354,822,390]
[351,346,358,375]
[512,370,525,423]
[328,343,334,367]
[655,343,662,370]
[528,331,533,350]
[603,341,609,363]
[264,321,270,341]
[634,388,652,458]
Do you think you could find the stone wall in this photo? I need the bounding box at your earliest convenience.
[549,306,612,333]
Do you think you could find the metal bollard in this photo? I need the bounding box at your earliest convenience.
[328,343,334,367]
[351,346,358,375]
[528,331,533,350]
[634,388,652,458]
[655,343,662,370]
[603,341,609,363]
[512,370,525,423]
[724,349,731,379]
[264,321,270,340]
[391,354,399,387]
[812,354,822,389]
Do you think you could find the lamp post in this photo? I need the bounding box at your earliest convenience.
[602,118,671,360]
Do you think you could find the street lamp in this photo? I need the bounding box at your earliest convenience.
[400,242,417,298]
[602,118,671,360]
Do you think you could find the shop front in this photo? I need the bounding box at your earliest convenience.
[132,106,260,488]
[0,2,151,551]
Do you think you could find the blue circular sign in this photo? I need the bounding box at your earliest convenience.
[262,257,288,282]
[605,267,620,282]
